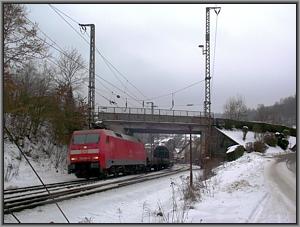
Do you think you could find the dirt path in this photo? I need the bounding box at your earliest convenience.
[248,153,296,223]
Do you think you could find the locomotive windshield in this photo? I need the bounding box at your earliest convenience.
[73,134,100,144]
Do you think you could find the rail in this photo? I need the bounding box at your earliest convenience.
[4,166,189,214]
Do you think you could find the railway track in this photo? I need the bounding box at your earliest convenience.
[4,179,99,195]
[4,166,190,214]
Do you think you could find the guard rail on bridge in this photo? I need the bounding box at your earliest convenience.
[96,106,214,124]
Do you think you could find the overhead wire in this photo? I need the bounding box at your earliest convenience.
[98,52,148,99]
[47,4,207,108]
[211,9,220,109]
[49,4,148,100]
[141,79,206,101]
[24,16,117,105]
[27,19,140,106]
[48,4,131,105]
[50,4,143,105]
[37,49,115,105]
[4,127,70,223]
[51,3,148,99]
[48,4,146,102]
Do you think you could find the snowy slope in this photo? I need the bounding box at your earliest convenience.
[4,151,296,223]
[4,141,77,190]
[4,130,296,223]
[218,128,296,153]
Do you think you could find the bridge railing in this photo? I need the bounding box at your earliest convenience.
[97,106,206,117]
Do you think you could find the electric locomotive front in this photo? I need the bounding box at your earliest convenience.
[67,129,102,178]
[68,129,148,178]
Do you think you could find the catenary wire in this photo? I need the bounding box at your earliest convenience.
[47,4,206,106]
[29,26,142,106]
[141,79,205,101]
[4,127,70,223]
[50,4,149,99]
[49,4,146,101]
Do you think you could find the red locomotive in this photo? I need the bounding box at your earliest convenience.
[68,129,147,178]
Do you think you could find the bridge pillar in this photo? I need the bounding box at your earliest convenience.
[200,129,207,167]
[200,117,213,175]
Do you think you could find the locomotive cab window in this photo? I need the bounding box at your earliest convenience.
[73,134,100,144]
[73,135,85,144]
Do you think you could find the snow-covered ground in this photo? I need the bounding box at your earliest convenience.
[3,129,296,223]
[218,128,296,148]
[4,141,77,190]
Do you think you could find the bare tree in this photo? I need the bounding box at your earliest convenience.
[255,104,269,122]
[55,48,87,103]
[6,61,55,138]
[3,4,48,69]
[223,95,247,120]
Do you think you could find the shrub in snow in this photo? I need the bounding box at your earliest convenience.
[282,129,290,139]
[225,179,252,193]
[274,131,289,150]
[223,121,233,130]
[277,138,289,150]
[226,145,245,161]
[253,140,267,153]
[242,126,248,141]
[253,124,262,140]
[263,132,278,147]
[177,177,201,202]
[275,132,284,140]
[78,217,94,223]
[150,180,189,223]
[245,142,254,153]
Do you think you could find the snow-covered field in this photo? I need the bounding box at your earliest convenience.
[3,129,296,223]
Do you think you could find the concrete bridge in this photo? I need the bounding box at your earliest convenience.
[95,106,216,161]
[95,106,214,134]
[94,106,296,164]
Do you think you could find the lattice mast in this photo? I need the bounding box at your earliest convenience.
[199,7,221,163]
[199,7,221,117]
[79,24,95,128]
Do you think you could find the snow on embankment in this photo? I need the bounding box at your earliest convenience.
[4,140,77,190]
[217,128,296,155]
[217,128,256,146]
[187,151,296,223]
[187,153,269,222]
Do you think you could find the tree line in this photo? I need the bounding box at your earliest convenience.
[223,94,296,127]
[4,4,88,145]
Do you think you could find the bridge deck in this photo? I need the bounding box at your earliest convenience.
[97,106,213,124]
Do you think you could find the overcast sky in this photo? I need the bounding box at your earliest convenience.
[26,3,296,113]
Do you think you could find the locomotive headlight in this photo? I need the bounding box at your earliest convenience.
[93,156,99,160]
[71,157,77,161]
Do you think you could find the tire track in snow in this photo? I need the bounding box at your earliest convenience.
[247,156,296,223]
[246,192,270,223]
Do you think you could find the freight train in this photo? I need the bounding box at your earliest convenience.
[67,129,172,178]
